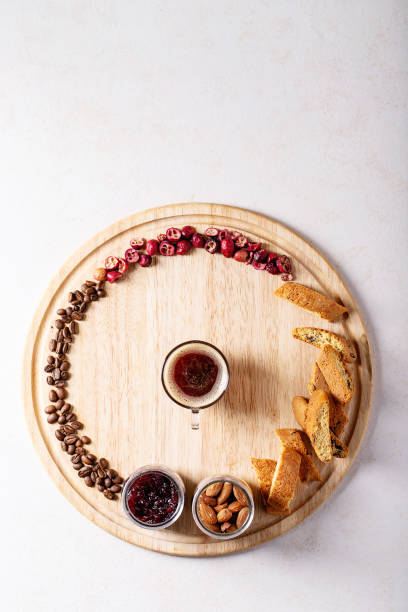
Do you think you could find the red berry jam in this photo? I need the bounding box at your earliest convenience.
[173,352,218,397]
[126,471,179,525]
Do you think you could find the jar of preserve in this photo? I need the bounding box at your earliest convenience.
[192,474,255,539]
[122,465,185,530]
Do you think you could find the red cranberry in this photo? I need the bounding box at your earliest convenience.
[245,252,254,265]
[106,270,121,283]
[247,242,262,252]
[267,252,278,262]
[266,260,280,275]
[181,225,196,239]
[176,240,191,255]
[157,233,167,242]
[191,233,205,248]
[252,261,267,270]
[124,248,140,264]
[146,239,159,256]
[233,249,249,263]
[221,237,235,258]
[276,255,292,274]
[105,256,119,270]
[231,230,242,239]
[281,273,294,281]
[204,239,218,254]
[234,235,248,248]
[118,258,129,274]
[139,254,152,267]
[159,241,176,256]
[205,227,219,237]
[166,228,182,242]
[130,238,145,250]
[253,249,268,263]
[218,229,231,241]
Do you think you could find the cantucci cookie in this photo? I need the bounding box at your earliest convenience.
[292,327,357,362]
[308,363,349,437]
[275,428,321,483]
[267,448,301,512]
[275,282,348,322]
[251,458,277,505]
[292,391,333,463]
[317,345,354,404]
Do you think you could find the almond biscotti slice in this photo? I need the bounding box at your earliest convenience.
[275,282,348,322]
[267,448,301,512]
[292,327,357,362]
[275,428,321,482]
[331,432,349,458]
[292,391,333,463]
[317,345,354,404]
[308,363,349,436]
[251,458,277,506]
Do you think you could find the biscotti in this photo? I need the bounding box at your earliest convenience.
[251,458,277,505]
[293,327,356,362]
[275,282,348,322]
[317,345,354,404]
[275,428,321,482]
[292,391,333,463]
[308,363,349,436]
[267,447,301,512]
[330,432,349,458]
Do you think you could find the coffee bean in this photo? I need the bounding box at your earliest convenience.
[80,301,88,311]
[84,476,94,487]
[57,415,66,424]
[76,447,86,456]
[44,364,53,373]
[97,289,106,297]
[53,368,61,380]
[72,462,83,471]
[83,294,91,303]
[106,469,117,480]
[64,434,78,445]
[78,466,92,478]
[56,388,66,400]
[46,376,54,385]
[97,484,105,492]
[60,403,71,415]
[104,477,112,488]
[69,321,78,334]
[47,413,58,424]
[56,341,63,354]
[57,330,64,342]
[61,442,67,452]
[60,371,69,381]
[71,454,82,464]
[57,308,66,316]
[96,281,105,290]
[47,355,55,365]
[55,429,65,441]
[85,286,96,295]
[90,471,97,482]
[75,439,82,447]
[44,405,56,414]
[80,435,91,445]
[99,458,109,469]
[61,360,70,371]
[110,485,121,493]
[90,293,98,302]
[82,455,94,465]
[86,453,96,463]
[67,445,76,455]
[103,490,115,500]
[62,343,70,354]
[49,339,57,352]
[55,319,64,330]
[67,413,76,422]
[112,476,123,485]
[69,421,82,431]
[97,468,106,479]
[55,380,66,388]
[63,424,75,434]
[71,312,84,321]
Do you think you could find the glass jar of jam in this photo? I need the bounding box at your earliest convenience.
[122,465,185,530]
[192,474,255,540]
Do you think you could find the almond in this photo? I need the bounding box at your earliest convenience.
[201,494,217,507]
[198,500,217,525]
[217,482,232,505]
[236,506,249,529]
[203,521,220,532]
[233,485,249,507]
[205,482,223,497]
[220,521,231,532]
[228,500,242,513]
[226,524,237,533]
[217,508,232,523]
[214,503,228,512]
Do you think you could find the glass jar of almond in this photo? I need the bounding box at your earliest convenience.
[192,475,254,539]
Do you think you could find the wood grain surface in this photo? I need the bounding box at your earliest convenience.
[22,203,373,556]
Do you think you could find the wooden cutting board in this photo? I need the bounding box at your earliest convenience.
[22,203,373,556]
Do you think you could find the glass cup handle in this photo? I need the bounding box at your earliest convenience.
[191,409,200,430]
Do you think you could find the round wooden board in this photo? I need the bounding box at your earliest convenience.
[23,203,373,556]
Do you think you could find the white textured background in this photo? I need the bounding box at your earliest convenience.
[1,2,407,611]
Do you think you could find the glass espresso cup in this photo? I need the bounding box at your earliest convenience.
[161,340,230,430]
